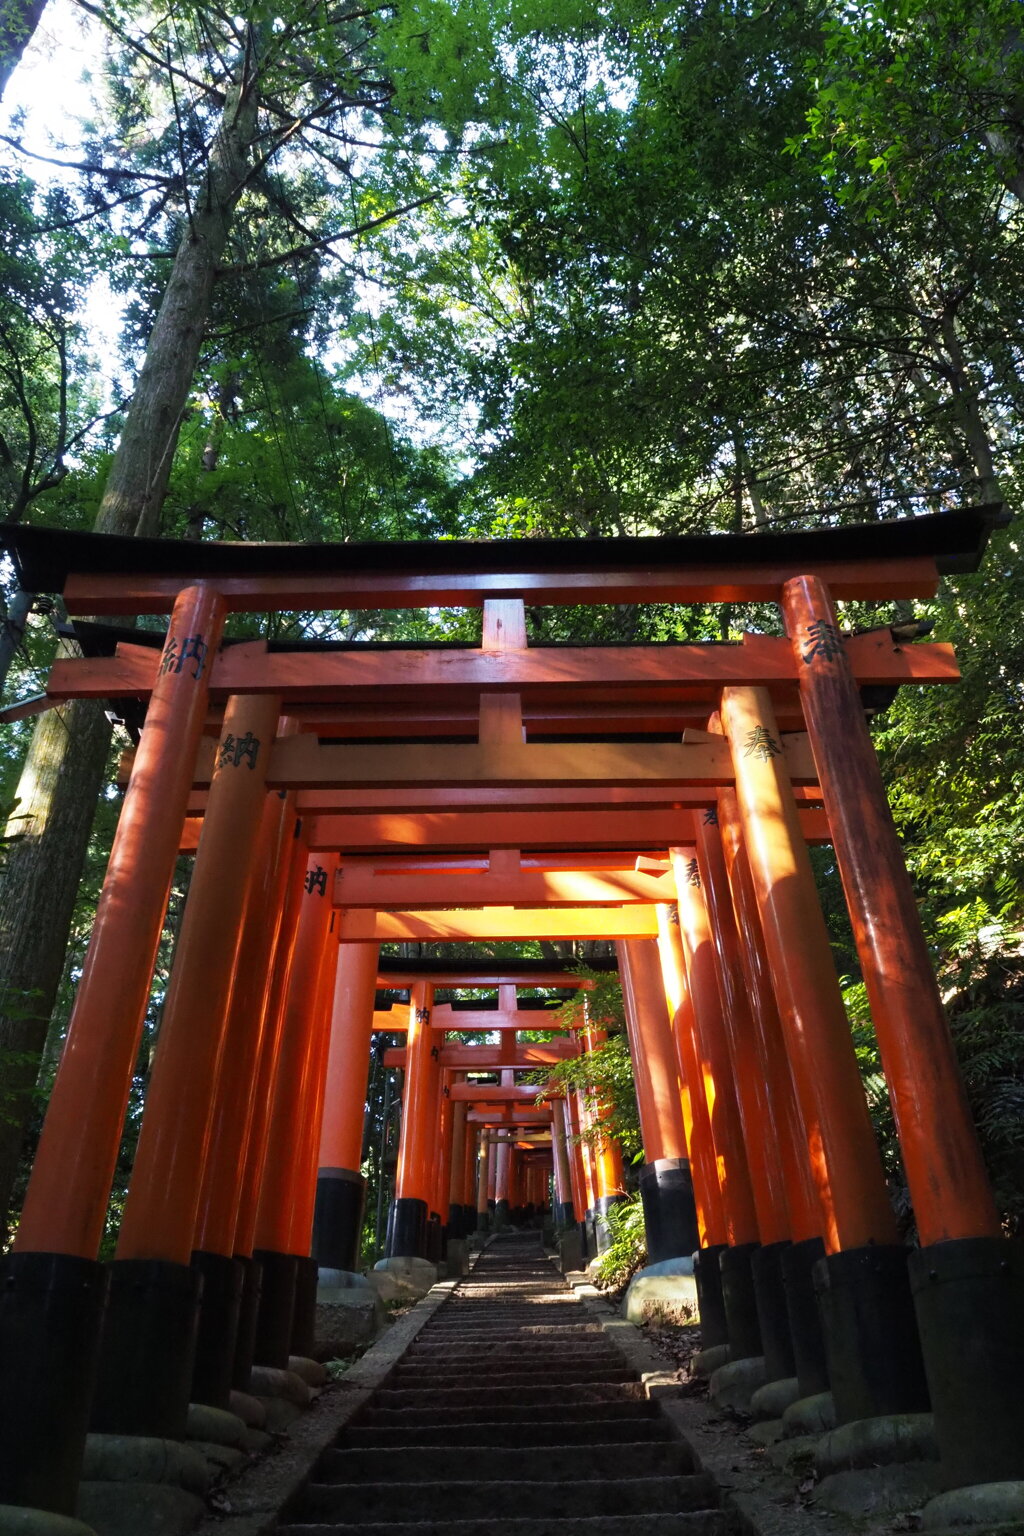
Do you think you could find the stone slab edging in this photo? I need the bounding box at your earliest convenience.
[564,1268,838,1536]
[191,1273,463,1536]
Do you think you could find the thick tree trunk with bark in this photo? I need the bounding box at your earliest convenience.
[0,0,47,100]
[0,68,261,1227]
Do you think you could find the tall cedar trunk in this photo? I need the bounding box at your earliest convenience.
[0,69,260,1232]
[0,0,48,101]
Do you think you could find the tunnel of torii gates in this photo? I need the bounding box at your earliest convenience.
[0,505,1020,1521]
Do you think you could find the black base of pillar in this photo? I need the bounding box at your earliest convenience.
[910,1235,1024,1487]
[594,1192,626,1255]
[475,1208,491,1233]
[582,1213,597,1257]
[386,1196,427,1259]
[291,1255,318,1359]
[191,1251,244,1409]
[461,1203,476,1234]
[91,1258,201,1439]
[720,1242,763,1361]
[425,1212,443,1262]
[232,1255,262,1390]
[312,1167,366,1274]
[781,1236,830,1397]
[751,1241,796,1381]
[252,1249,298,1369]
[814,1244,929,1423]
[0,1251,108,1514]
[494,1198,510,1228]
[638,1158,700,1265]
[446,1204,464,1240]
[555,1200,575,1229]
[694,1244,729,1347]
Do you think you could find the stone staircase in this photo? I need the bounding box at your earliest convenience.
[277,1231,732,1536]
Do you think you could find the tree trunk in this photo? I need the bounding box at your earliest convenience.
[0,0,47,101]
[0,64,261,1229]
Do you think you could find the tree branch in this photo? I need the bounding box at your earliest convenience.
[218,191,443,274]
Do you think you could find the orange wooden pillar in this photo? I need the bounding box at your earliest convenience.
[618,938,699,1265]
[446,1097,470,1241]
[0,582,226,1516]
[429,1076,453,1259]
[312,942,380,1280]
[387,981,437,1259]
[476,1130,492,1232]
[654,904,727,1250]
[717,786,831,1396]
[721,685,928,1422]
[579,1023,626,1254]
[783,578,1020,1482]
[90,693,282,1436]
[494,1134,512,1227]
[551,1098,575,1228]
[458,1100,477,1234]
[695,810,800,1380]
[673,844,763,1360]
[250,850,339,1368]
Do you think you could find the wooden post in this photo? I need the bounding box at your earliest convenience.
[387,980,437,1258]
[312,942,380,1277]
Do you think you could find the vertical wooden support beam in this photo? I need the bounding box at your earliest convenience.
[312,942,380,1278]
[0,584,226,1513]
[476,1131,492,1232]
[579,1022,626,1254]
[618,937,699,1265]
[388,980,437,1258]
[654,904,726,1249]
[551,1098,575,1228]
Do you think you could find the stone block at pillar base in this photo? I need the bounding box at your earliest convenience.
[692,1344,730,1379]
[247,1366,312,1406]
[370,1256,439,1303]
[227,1390,265,1429]
[782,1392,836,1438]
[80,1435,211,1494]
[812,1463,944,1520]
[76,1481,204,1536]
[709,1355,766,1413]
[0,1510,97,1536]
[749,1376,801,1422]
[815,1412,939,1477]
[621,1265,699,1326]
[184,1402,249,1449]
[921,1481,1024,1531]
[288,1355,328,1388]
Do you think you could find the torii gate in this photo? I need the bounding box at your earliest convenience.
[0,508,1018,1523]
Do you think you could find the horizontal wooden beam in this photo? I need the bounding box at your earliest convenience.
[334,864,675,909]
[466,1109,552,1125]
[60,555,941,614]
[337,906,661,941]
[47,631,957,706]
[384,1042,578,1067]
[431,1004,570,1031]
[377,971,593,989]
[449,1083,546,1103]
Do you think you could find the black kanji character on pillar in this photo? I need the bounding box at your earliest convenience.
[217,731,261,771]
[160,632,209,680]
[743,725,783,761]
[417,1008,431,1026]
[703,807,718,825]
[801,619,844,665]
[304,864,328,896]
[685,858,701,887]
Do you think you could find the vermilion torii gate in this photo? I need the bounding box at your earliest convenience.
[0,508,1020,1522]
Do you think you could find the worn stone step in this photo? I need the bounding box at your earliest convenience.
[277,1515,731,1536]
[342,1417,673,1448]
[403,1346,624,1366]
[390,1364,636,1388]
[316,1442,692,1486]
[370,1381,646,1410]
[294,1474,717,1524]
[356,1400,661,1429]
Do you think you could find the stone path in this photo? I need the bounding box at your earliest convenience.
[276,1232,734,1535]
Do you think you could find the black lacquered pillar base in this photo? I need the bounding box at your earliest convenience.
[638,1158,700,1265]
[91,1258,201,1439]
[720,1242,763,1361]
[232,1255,262,1390]
[0,1251,108,1515]
[312,1167,365,1275]
[291,1255,318,1359]
[555,1201,576,1230]
[693,1243,729,1349]
[494,1198,510,1229]
[191,1251,244,1409]
[751,1240,796,1381]
[814,1244,929,1423]
[251,1249,298,1369]
[910,1235,1024,1488]
[385,1197,427,1259]
[594,1193,626,1255]
[425,1212,443,1262]
[781,1237,830,1396]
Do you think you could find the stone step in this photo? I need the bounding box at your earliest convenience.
[356,1400,661,1429]
[403,1346,624,1365]
[342,1417,673,1448]
[369,1381,646,1410]
[389,1364,637,1388]
[295,1474,718,1524]
[277,1513,731,1536]
[315,1442,692,1486]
